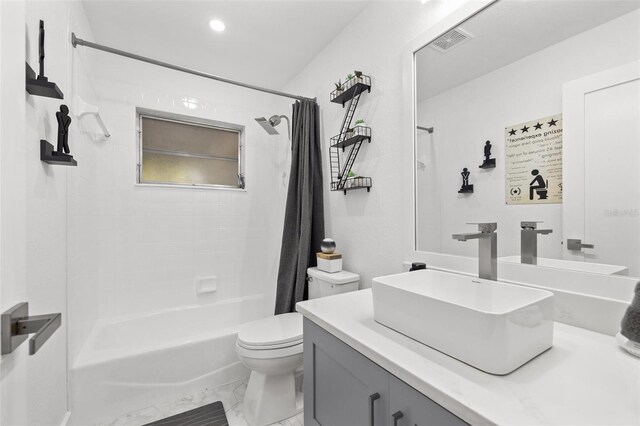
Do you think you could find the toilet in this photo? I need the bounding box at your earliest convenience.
[236,267,359,425]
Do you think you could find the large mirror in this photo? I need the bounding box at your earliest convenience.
[415,0,640,276]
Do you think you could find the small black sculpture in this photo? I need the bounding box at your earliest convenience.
[38,20,46,80]
[529,169,548,200]
[479,140,496,169]
[25,20,64,99]
[458,167,474,193]
[54,105,72,158]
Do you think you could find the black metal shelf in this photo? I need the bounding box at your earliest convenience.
[329,73,372,195]
[330,126,371,150]
[331,177,372,195]
[330,75,371,107]
[40,140,77,166]
[26,62,63,99]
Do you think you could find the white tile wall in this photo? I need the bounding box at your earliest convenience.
[67,49,291,363]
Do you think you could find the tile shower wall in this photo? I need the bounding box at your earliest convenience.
[67,51,290,363]
[416,9,640,258]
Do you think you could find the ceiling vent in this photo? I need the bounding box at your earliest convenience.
[428,28,473,53]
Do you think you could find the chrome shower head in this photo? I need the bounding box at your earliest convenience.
[255,117,280,135]
[255,114,290,139]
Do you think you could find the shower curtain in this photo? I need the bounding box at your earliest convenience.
[274,99,325,314]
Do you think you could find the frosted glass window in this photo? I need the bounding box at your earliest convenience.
[138,112,243,188]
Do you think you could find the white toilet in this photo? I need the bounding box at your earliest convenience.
[236,267,359,425]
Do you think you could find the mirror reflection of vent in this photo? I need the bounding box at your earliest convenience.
[429,28,472,53]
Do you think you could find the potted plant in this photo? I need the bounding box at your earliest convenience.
[334,79,343,97]
[346,170,359,188]
[354,70,364,83]
[345,73,354,88]
[354,119,366,128]
[345,127,354,139]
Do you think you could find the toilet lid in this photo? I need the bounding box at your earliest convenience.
[237,312,303,348]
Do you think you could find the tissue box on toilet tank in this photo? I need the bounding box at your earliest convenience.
[317,252,342,273]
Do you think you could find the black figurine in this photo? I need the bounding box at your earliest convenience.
[458,167,474,193]
[38,20,46,80]
[479,140,496,169]
[25,20,64,99]
[54,105,73,158]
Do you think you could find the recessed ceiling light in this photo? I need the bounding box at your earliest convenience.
[209,19,226,32]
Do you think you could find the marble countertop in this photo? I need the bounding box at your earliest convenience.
[296,289,640,426]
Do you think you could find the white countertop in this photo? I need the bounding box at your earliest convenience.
[296,289,640,426]
[498,256,629,276]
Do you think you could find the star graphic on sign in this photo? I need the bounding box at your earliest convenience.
[548,118,558,127]
[533,122,543,130]
[508,129,517,136]
[521,125,530,133]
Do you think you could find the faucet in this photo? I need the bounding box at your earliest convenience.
[520,221,553,265]
[452,223,498,281]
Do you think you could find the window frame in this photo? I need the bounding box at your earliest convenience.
[136,107,246,190]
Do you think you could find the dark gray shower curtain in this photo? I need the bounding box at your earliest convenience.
[274,99,325,314]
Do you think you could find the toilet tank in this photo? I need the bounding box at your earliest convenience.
[307,267,359,299]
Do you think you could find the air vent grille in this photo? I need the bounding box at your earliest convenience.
[429,28,472,53]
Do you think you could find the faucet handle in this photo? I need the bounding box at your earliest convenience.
[466,222,497,233]
[521,221,543,230]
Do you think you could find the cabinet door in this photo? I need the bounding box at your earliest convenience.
[389,375,468,426]
[304,319,389,426]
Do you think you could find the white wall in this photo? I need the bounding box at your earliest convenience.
[66,45,291,363]
[416,9,640,259]
[283,0,469,287]
[1,1,96,424]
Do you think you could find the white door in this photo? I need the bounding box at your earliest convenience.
[0,1,69,424]
[563,61,640,275]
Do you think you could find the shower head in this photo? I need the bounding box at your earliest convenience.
[255,114,290,139]
[255,116,280,135]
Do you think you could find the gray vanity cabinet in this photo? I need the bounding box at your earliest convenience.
[303,318,468,426]
[388,375,467,426]
[303,318,389,426]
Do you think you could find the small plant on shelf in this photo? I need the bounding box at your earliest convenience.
[354,70,363,83]
[346,170,359,188]
[354,119,366,127]
[334,79,343,95]
[345,127,355,138]
[345,73,354,88]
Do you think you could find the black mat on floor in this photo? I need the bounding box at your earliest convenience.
[144,401,228,426]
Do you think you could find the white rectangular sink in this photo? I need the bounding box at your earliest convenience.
[372,269,554,375]
[499,255,628,275]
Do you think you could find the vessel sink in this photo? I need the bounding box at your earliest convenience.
[498,255,628,275]
[372,269,554,375]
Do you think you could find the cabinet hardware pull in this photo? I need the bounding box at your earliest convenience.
[392,410,404,426]
[369,392,380,426]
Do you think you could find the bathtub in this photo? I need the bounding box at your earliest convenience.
[69,294,269,425]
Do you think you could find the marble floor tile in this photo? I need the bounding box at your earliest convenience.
[107,406,163,426]
[102,377,302,426]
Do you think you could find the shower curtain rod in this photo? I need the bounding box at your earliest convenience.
[71,33,315,102]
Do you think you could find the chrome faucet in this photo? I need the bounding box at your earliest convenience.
[520,221,552,265]
[452,222,497,281]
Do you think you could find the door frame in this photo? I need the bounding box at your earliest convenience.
[562,60,640,261]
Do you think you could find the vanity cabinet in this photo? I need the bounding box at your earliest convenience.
[303,319,467,426]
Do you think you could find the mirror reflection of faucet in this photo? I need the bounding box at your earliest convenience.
[520,221,553,265]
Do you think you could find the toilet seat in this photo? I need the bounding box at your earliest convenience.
[236,340,303,359]
[237,312,302,348]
